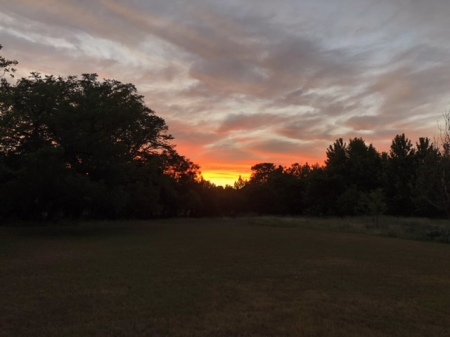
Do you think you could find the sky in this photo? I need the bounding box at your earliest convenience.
[1,0,450,186]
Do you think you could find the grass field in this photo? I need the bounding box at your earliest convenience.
[1,217,450,337]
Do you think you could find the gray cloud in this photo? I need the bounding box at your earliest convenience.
[345,115,380,131]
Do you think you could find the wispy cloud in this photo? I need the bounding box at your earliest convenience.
[1,0,450,184]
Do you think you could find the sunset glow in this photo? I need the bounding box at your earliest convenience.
[201,171,245,187]
[1,1,449,180]
[201,167,251,187]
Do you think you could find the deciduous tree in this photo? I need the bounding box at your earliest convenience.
[0,65,186,220]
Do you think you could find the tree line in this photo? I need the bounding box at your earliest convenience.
[222,133,450,219]
[1,45,450,222]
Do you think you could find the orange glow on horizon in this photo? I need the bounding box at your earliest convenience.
[200,164,251,187]
[198,155,326,187]
[202,170,250,187]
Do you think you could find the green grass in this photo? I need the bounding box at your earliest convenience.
[1,217,450,336]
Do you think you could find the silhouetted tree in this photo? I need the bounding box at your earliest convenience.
[323,138,349,214]
[0,45,17,78]
[384,134,416,216]
[0,67,192,220]
[244,163,280,214]
[234,175,246,190]
[249,163,282,184]
[412,114,450,217]
[346,138,382,192]
[301,164,331,215]
[413,138,445,216]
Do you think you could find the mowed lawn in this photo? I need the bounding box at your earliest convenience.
[1,218,450,337]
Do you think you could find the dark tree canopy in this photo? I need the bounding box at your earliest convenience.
[0,51,198,221]
[0,73,172,160]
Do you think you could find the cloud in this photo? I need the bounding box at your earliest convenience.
[216,113,288,134]
[249,138,327,163]
[1,0,450,183]
[345,115,380,131]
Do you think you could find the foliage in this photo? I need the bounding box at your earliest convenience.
[2,45,450,221]
[383,134,416,215]
[220,131,450,219]
[0,52,199,221]
[0,44,17,78]
[359,188,387,227]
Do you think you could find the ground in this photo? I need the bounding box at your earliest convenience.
[1,217,450,337]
